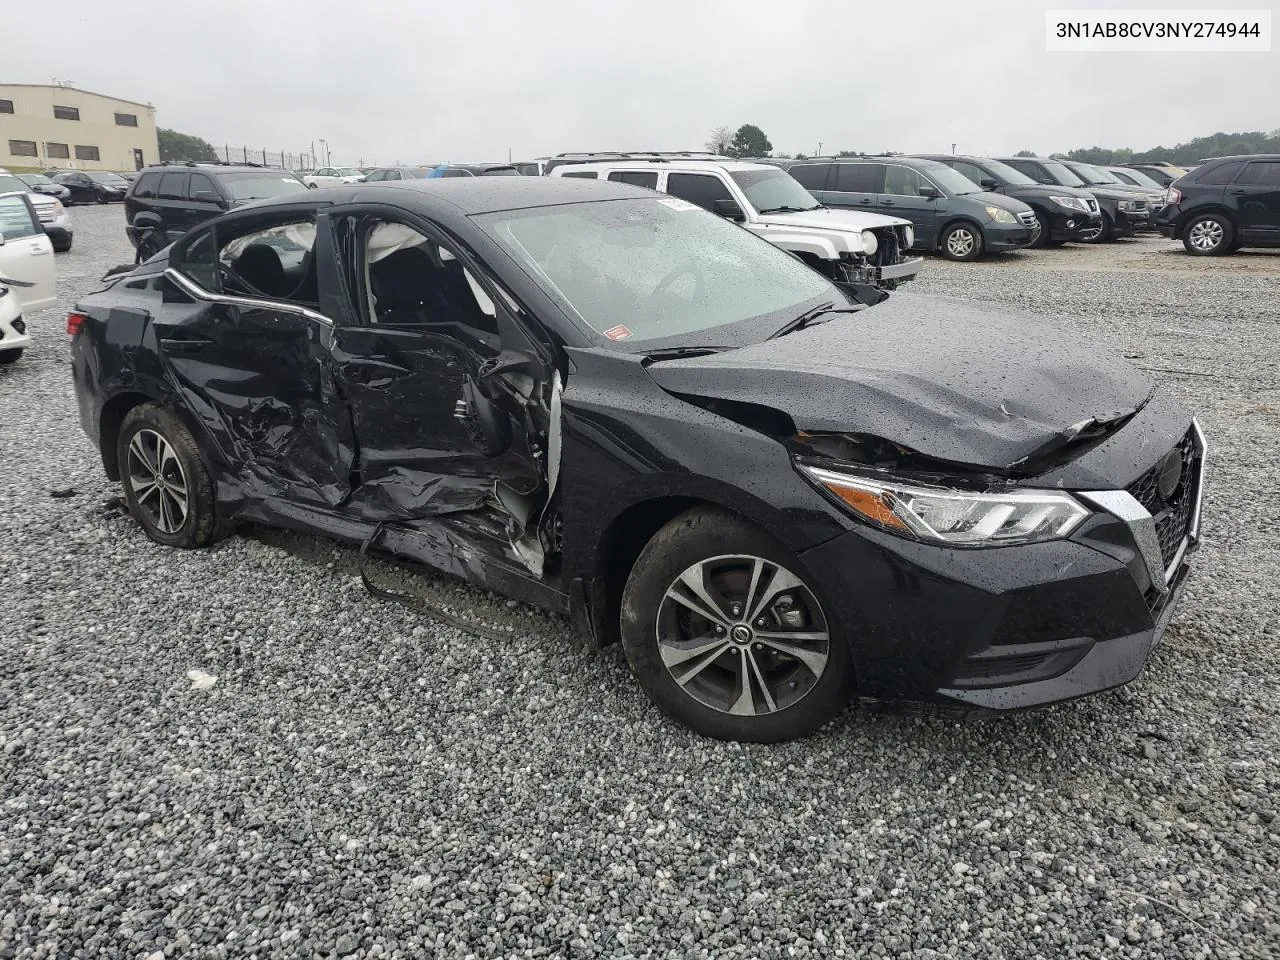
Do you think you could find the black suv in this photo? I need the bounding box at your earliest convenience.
[1155,155,1280,255]
[995,156,1150,242]
[125,163,308,259]
[917,155,1100,247]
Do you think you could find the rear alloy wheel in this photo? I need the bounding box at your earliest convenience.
[1183,214,1233,256]
[940,223,983,262]
[621,508,851,742]
[118,403,229,548]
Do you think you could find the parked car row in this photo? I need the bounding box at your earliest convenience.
[65,175,1207,741]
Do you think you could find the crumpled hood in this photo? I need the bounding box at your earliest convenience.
[758,207,910,232]
[645,293,1153,470]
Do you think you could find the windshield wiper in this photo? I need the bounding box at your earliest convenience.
[757,204,822,214]
[642,346,733,361]
[769,302,860,339]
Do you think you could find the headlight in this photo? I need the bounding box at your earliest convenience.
[1050,195,1089,212]
[51,200,65,214]
[984,205,1017,224]
[901,224,914,248]
[799,465,1090,547]
[860,230,878,255]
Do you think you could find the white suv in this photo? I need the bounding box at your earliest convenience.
[548,154,921,289]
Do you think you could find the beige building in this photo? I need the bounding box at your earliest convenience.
[0,83,159,173]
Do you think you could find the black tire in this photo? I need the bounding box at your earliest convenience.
[117,403,231,548]
[1182,214,1234,256]
[0,348,22,364]
[1045,237,1069,247]
[1029,211,1051,249]
[620,507,853,742]
[939,222,983,262]
[53,238,72,253]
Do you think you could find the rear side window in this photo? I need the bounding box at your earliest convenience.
[608,171,658,188]
[1236,161,1280,186]
[1195,161,1246,185]
[132,172,161,198]
[1004,159,1041,180]
[158,172,188,200]
[666,173,734,212]
[833,163,885,193]
[561,171,598,179]
[788,163,832,190]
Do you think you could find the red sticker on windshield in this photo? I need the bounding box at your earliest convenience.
[604,324,632,341]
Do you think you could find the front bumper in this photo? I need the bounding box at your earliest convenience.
[1046,208,1102,241]
[876,256,923,282]
[0,309,33,355]
[984,222,1036,251]
[1115,208,1153,234]
[797,419,1205,713]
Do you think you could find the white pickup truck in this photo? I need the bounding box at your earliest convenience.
[549,154,922,289]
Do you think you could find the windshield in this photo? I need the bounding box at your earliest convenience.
[1111,167,1162,189]
[1040,160,1085,187]
[0,175,30,193]
[223,173,308,200]
[920,162,986,195]
[729,168,820,213]
[1066,162,1119,185]
[478,197,835,346]
[85,171,128,184]
[977,158,1036,186]
[19,174,54,186]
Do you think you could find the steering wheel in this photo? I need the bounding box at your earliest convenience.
[651,264,705,302]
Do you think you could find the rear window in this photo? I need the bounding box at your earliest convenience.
[480,167,518,176]
[1194,160,1246,185]
[560,171,598,179]
[608,171,659,189]
[132,172,161,198]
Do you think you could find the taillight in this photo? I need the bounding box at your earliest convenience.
[1166,187,1181,205]
[66,311,88,337]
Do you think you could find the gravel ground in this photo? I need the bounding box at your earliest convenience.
[2,208,1278,959]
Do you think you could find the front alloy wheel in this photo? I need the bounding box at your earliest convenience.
[657,555,831,717]
[620,507,852,741]
[940,224,982,262]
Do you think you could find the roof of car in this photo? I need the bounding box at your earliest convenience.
[245,176,655,215]
[137,164,274,174]
[553,158,768,174]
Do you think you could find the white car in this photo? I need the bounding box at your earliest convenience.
[0,169,73,252]
[0,192,57,364]
[303,166,366,189]
[548,154,921,289]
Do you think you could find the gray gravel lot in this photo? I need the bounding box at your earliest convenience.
[2,207,1278,959]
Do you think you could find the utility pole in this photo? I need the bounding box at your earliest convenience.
[952,142,957,154]
[817,141,824,157]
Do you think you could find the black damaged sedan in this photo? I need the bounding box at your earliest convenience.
[68,178,1205,741]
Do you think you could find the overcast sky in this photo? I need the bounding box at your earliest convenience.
[11,0,1276,165]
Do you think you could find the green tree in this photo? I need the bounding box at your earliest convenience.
[1014,149,1036,157]
[727,124,772,158]
[158,128,219,163]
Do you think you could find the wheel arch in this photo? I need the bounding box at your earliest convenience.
[935,216,986,250]
[1176,205,1236,237]
[99,387,212,482]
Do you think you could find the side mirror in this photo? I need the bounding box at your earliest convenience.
[918,186,941,199]
[712,198,746,221]
[477,349,538,381]
[980,178,1000,190]
[194,190,221,204]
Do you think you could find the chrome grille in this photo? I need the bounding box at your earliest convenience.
[1017,211,1038,228]
[35,205,56,223]
[1087,198,1099,214]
